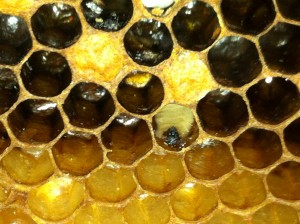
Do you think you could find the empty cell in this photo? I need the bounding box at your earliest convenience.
[259,23,300,74]
[267,161,300,200]
[197,89,248,137]
[233,128,282,169]
[52,131,103,175]
[8,99,64,143]
[221,0,275,35]
[31,3,82,49]
[185,139,234,180]
[63,82,115,129]
[117,71,164,115]
[102,114,153,165]
[124,19,173,66]
[208,36,262,87]
[81,0,133,31]
[247,77,300,124]
[21,51,72,97]
[172,1,220,51]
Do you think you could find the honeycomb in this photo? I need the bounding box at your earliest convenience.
[0,0,300,223]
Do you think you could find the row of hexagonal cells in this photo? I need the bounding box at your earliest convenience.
[1,67,300,139]
[0,177,299,223]
[2,1,300,75]
[0,131,300,222]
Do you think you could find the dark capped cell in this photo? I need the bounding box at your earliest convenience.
[0,122,11,154]
[123,19,173,66]
[276,0,300,21]
[221,0,275,35]
[63,82,115,129]
[284,117,300,157]
[0,13,32,65]
[152,104,199,151]
[7,99,64,143]
[0,68,19,115]
[208,36,262,87]
[21,51,72,97]
[171,1,221,51]
[81,0,133,31]
[116,71,164,115]
[247,77,300,124]
[101,113,153,165]
[197,89,249,137]
[259,22,300,74]
[31,3,82,49]
[233,128,282,169]
[52,131,103,176]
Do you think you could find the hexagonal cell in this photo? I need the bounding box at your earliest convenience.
[28,177,84,221]
[233,128,282,169]
[170,182,218,221]
[185,139,234,180]
[219,171,266,209]
[208,36,262,87]
[284,117,300,157]
[276,0,300,21]
[171,1,220,51]
[259,22,300,74]
[116,71,164,115]
[0,13,32,65]
[21,50,72,97]
[81,0,133,31]
[0,122,10,155]
[2,147,54,185]
[252,203,299,224]
[207,211,247,224]
[52,131,103,176]
[8,99,64,144]
[123,194,170,224]
[0,68,20,115]
[152,104,199,151]
[136,153,185,193]
[0,207,36,224]
[101,114,152,165]
[247,77,300,124]
[74,203,125,224]
[63,82,115,129]
[267,161,300,200]
[221,0,275,35]
[197,89,248,137]
[86,165,136,202]
[31,3,82,49]
[123,18,173,66]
